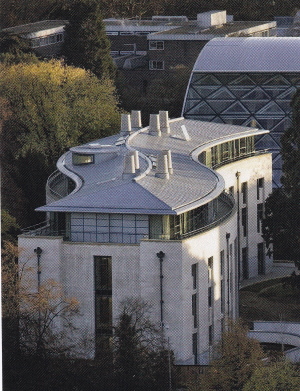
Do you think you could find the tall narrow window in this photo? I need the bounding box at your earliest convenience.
[257,177,264,200]
[209,325,213,345]
[192,293,197,328]
[94,256,112,355]
[257,242,265,275]
[208,286,212,307]
[220,250,225,277]
[192,263,197,290]
[241,207,248,237]
[257,203,264,233]
[242,247,249,280]
[241,182,248,204]
[221,279,225,313]
[192,333,198,364]
[208,256,213,281]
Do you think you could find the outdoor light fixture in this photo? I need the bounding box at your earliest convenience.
[34,247,43,289]
[156,251,165,329]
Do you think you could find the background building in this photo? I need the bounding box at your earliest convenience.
[182,37,300,187]
[1,20,66,57]
[19,111,272,364]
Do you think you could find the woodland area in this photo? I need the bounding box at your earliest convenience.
[1,0,300,29]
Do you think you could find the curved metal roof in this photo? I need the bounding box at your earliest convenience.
[193,37,300,73]
[37,118,269,215]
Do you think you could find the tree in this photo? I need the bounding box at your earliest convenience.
[243,360,300,391]
[62,0,115,79]
[0,59,120,226]
[195,320,265,391]
[1,209,20,244]
[2,241,79,358]
[0,32,39,65]
[114,298,174,391]
[262,91,300,265]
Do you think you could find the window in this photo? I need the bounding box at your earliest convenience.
[192,333,198,364]
[31,33,63,48]
[220,250,225,277]
[192,294,197,328]
[192,263,197,290]
[241,182,248,204]
[242,247,249,279]
[257,242,265,275]
[94,256,112,342]
[209,325,213,345]
[208,256,213,281]
[72,153,94,165]
[149,41,164,50]
[149,60,164,70]
[241,207,248,237]
[208,286,212,307]
[221,279,225,313]
[257,203,264,233]
[257,178,264,200]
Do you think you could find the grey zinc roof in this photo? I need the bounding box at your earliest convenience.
[37,118,268,215]
[193,37,300,73]
[2,20,67,35]
[148,21,275,39]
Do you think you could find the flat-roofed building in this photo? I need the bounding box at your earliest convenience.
[1,20,67,57]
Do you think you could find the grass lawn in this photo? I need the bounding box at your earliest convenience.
[239,277,300,323]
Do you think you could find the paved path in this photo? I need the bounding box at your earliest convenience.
[240,261,298,288]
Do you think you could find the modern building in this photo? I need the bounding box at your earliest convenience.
[19,111,272,364]
[182,37,300,187]
[1,20,67,57]
[106,11,276,104]
[106,10,276,72]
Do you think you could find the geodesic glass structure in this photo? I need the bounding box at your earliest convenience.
[182,38,300,187]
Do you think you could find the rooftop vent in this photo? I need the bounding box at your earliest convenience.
[155,149,173,179]
[159,110,170,134]
[120,113,132,135]
[197,10,227,28]
[123,150,140,179]
[131,110,142,129]
[149,114,161,136]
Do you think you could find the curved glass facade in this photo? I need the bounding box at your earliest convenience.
[183,72,300,187]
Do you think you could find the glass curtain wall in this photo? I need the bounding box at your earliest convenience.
[183,72,300,186]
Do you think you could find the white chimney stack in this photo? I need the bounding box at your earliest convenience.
[159,110,170,134]
[149,114,161,136]
[123,153,136,178]
[162,149,173,174]
[131,110,142,129]
[155,153,169,179]
[132,150,140,171]
[120,113,132,135]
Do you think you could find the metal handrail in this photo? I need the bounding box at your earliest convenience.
[212,149,269,170]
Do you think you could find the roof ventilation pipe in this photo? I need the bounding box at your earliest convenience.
[120,113,132,136]
[159,110,170,134]
[149,114,161,136]
[132,150,140,171]
[123,152,136,179]
[155,152,170,179]
[131,110,142,129]
[162,149,173,174]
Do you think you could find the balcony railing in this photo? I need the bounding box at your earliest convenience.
[46,170,75,203]
[21,193,235,243]
[211,149,269,170]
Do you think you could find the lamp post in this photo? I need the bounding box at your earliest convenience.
[34,247,43,291]
[34,246,42,354]
[156,251,165,329]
